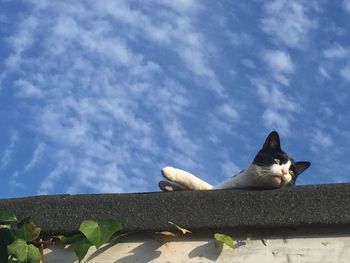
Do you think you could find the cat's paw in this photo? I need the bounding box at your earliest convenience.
[161,166,177,181]
[159,180,185,192]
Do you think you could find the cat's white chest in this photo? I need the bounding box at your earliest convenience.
[214,163,291,189]
[214,164,261,189]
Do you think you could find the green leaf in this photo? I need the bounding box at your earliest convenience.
[0,211,17,224]
[0,227,14,245]
[0,244,8,263]
[79,219,122,248]
[56,233,84,245]
[14,221,41,242]
[8,239,41,263]
[214,233,236,249]
[74,238,92,263]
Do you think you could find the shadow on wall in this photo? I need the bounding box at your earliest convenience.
[44,246,78,263]
[188,239,223,261]
[43,237,225,263]
[115,239,224,263]
[113,239,163,263]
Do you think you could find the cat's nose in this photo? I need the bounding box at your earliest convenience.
[281,168,288,175]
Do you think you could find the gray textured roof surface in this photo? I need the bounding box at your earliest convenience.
[0,183,349,235]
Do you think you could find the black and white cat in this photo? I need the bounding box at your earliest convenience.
[159,131,311,191]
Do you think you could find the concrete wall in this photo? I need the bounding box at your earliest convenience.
[44,232,350,263]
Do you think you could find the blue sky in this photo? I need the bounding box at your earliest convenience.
[1,0,350,198]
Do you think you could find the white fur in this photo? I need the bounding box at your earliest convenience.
[161,160,293,191]
[161,167,214,190]
[216,160,292,189]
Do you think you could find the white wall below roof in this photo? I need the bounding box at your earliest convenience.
[44,233,350,263]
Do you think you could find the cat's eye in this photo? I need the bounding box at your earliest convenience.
[274,159,280,165]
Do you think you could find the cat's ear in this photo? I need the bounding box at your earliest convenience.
[262,131,281,151]
[294,161,311,175]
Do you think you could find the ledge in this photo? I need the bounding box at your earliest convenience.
[1,183,350,235]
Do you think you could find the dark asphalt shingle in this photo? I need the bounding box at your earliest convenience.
[0,183,349,235]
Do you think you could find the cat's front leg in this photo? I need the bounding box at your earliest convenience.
[161,166,214,190]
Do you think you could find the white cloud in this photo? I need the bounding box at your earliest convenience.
[217,104,240,122]
[256,84,298,112]
[321,44,350,82]
[340,64,350,81]
[1,0,237,194]
[263,50,295,74]
[14,79,42,98]
[262,50,295,86]
[226,31,253,47]
[38,164,67,194]
[0,131,18,169]
[323,44,348,59]
[262,109,290,135]
[178,44,224,95]
[9,143,46,191]
[344,0,350,14]
[87,0,224,95]
[23,143,46,172]
[163,120,199,156]
[2,0,204,193]
[206,102,241,137]
[261,0,317,48]
[145,81,189,116]
[66,159,133,193]
[253,78,298,135]
[5,15,38,68]
[156,0,199,13]
[318,66,330,79]
[311,130,333,152]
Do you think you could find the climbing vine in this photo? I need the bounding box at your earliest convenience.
[0,210,122,263]
[0,210,250,262]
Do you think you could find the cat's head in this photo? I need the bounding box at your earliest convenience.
[253,131,311,188]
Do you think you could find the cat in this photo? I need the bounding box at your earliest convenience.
[159,131,311,191]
